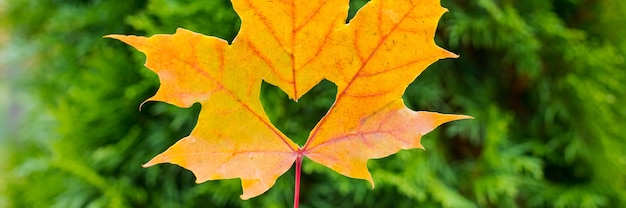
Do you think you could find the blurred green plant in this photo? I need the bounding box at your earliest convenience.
[1,0,625,207]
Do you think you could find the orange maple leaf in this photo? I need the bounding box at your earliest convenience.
[106,0,471,201]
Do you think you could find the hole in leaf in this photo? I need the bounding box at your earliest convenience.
[347,0,370,23]
[260,80,337,147]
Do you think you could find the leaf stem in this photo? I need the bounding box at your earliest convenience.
[294,154,303,208]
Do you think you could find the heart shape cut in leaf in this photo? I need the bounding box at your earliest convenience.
[106,0,471,200]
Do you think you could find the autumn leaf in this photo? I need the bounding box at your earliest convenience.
[106,0,471,202]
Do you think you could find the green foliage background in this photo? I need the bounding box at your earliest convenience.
[1,0,625,207]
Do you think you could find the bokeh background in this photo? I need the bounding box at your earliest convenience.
[1,0,625,207]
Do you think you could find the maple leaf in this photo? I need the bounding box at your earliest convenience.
[106,0,471,202]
